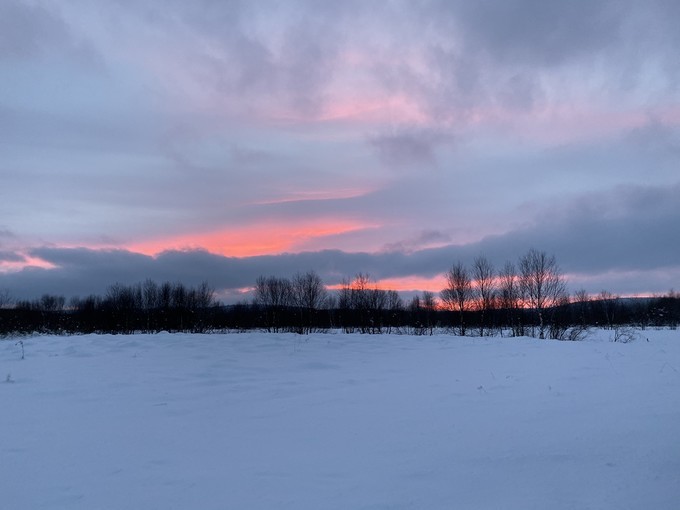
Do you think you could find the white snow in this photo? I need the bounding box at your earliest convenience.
[2,330,679,509]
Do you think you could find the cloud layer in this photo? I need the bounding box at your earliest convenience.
[1,0,679,300]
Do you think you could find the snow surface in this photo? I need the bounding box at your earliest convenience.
[2,330,679,509]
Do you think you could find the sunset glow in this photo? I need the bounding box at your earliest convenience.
[128,220,379,258]
[371,275,448,294]
[2,1,679,301]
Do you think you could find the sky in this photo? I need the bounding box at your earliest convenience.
[1,0,679,303]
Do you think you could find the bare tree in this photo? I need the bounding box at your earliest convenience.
[598,290,619,329]
[291,271,328,334]
[0,288,13,336]
[350,273,371,316]
[39,294,66,312]
[292,271,327,311]
[105,283,140,334]
[386,289,403,313]
[254,276,293,308]
[0,289,12,309]
[441,262,473,336]
[159,282,173,310]
[573,289,590,328]
[337,277,354,332]
[188,281,216,332]
[421,291,437,335]
[254,276,293,332]
[408,294,421,332]
[385,290,403,333]
[171,283,187,310]
[366,283,388,334]
[142,279,159,310]
[421,291,436,311]
[408,291,436,335]
[498,261,522,336]
[518,249,567,338]
[473,255,495,336]
[338,274,388,334]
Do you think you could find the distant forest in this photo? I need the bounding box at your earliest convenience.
[1,249,678,338]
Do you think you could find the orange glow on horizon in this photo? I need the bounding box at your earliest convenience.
[372,275,447,294]
[327,274,446,294]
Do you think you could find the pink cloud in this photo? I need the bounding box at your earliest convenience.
[127,219,380,258]
[0,254,56,272]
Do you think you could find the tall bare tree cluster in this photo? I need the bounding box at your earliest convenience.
[338,274,403,333]
[473,256,496,337]
[254,271,329,333]
[441,249,568,338]
[440,262,473,335]
[518,249,568,338]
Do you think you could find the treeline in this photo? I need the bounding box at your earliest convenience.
[0,281,217,335]
[247,250,680,338]
[0,250,679,337]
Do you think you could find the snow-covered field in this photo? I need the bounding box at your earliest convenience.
[2,329,679,509]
